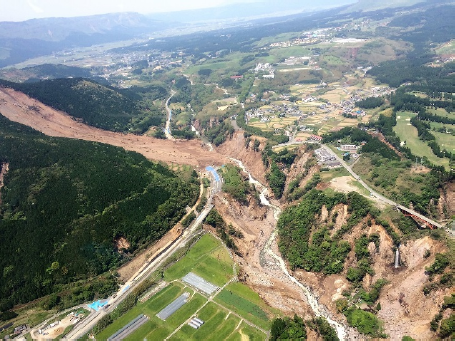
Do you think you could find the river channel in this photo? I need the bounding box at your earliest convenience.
[230,158,348,340]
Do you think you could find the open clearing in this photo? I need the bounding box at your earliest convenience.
[394,112,450,169]
[433,131,455,153]
[96,234,268,340]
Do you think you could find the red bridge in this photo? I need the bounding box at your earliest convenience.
[396,205,443,230]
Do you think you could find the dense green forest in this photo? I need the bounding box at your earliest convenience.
[0,78,168,133]
[0,115,199,308]
[278,190,375,273]
[221,164,251,204]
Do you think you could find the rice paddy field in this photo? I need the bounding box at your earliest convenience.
[94,234,269,341]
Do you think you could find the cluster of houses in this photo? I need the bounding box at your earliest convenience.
[94,50,185,84]
[253,63,275,79]
[301,85,393,117]
[269,28,336,48]
[268,22,368,49]
[314,147,342,168]
[245,103,302,123]
[282,56,311,66]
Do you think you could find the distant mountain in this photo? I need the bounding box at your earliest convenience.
[0,12,167,42]
[0,13,172,67]
[344,0,453,12]
[148,0,356,23]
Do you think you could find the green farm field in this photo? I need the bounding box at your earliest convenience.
[394,112,450,169]
[169,302,266,341]
[95,234,269,340]
[214,282,276,330]
[164,234,235,286]
[96,282,194,340]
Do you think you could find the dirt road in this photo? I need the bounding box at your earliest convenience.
[0,87,226,168]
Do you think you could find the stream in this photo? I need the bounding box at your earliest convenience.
[230,158,348,340]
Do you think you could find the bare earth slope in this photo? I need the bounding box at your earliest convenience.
[0,87,226,167]
[217,131,268,184]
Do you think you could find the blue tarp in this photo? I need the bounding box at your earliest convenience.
[87,299,109,311]
[205,166,220,182]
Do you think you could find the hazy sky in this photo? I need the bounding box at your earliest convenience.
[1,0,258,22]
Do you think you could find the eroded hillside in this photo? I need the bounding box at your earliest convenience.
[210,134,454,340]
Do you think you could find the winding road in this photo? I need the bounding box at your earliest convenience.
[165,90,176,140]
[320,144,444,229]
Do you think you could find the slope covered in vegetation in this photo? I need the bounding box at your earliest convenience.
[0,78,168,133]
[0,115,199,307]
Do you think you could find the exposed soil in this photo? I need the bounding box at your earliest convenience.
[0,87,227,168]
[1,87,452,340]
[213,193,315,318]
[410,165,431,174]
[0,162,9,205]
[31,313,81,340]
[328,175,358,193]
[0,87,224,284]
[440,181,455,219]
[377,237,451,340]
[116,223,182,283]
[294,215,451,341]
[114,237,131,252]
[217,132,268,184]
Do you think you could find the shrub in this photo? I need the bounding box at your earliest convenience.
[344,308,382,336]
[426,253,449,275]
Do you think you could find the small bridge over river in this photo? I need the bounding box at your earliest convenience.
[395,205,443,230]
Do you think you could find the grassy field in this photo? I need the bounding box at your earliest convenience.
[266,46,312,62]
[428,107,455,119]
[433,131,455,153]
[320,167,351,182]
[186,52,250,76]
[253,32,300,48]
[322,55,345,66]
[95,283,189,339]
[168,302,266,341]
[435,39,455,55]
[164,234,234,286]
[214,282,274,330]
[394,111,450,169]
[94,234,269,340]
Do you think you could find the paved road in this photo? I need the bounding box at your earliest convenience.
[65,168,223,339]
[165,90,176,140]
[320,144,444,229]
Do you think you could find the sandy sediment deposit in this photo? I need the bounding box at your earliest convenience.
[0,87,226,168]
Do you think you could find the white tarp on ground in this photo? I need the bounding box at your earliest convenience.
[182,272,219,295]
[156,293,189,320]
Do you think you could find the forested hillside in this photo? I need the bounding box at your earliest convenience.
[0,78,167,133]
[0,115,199,307]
